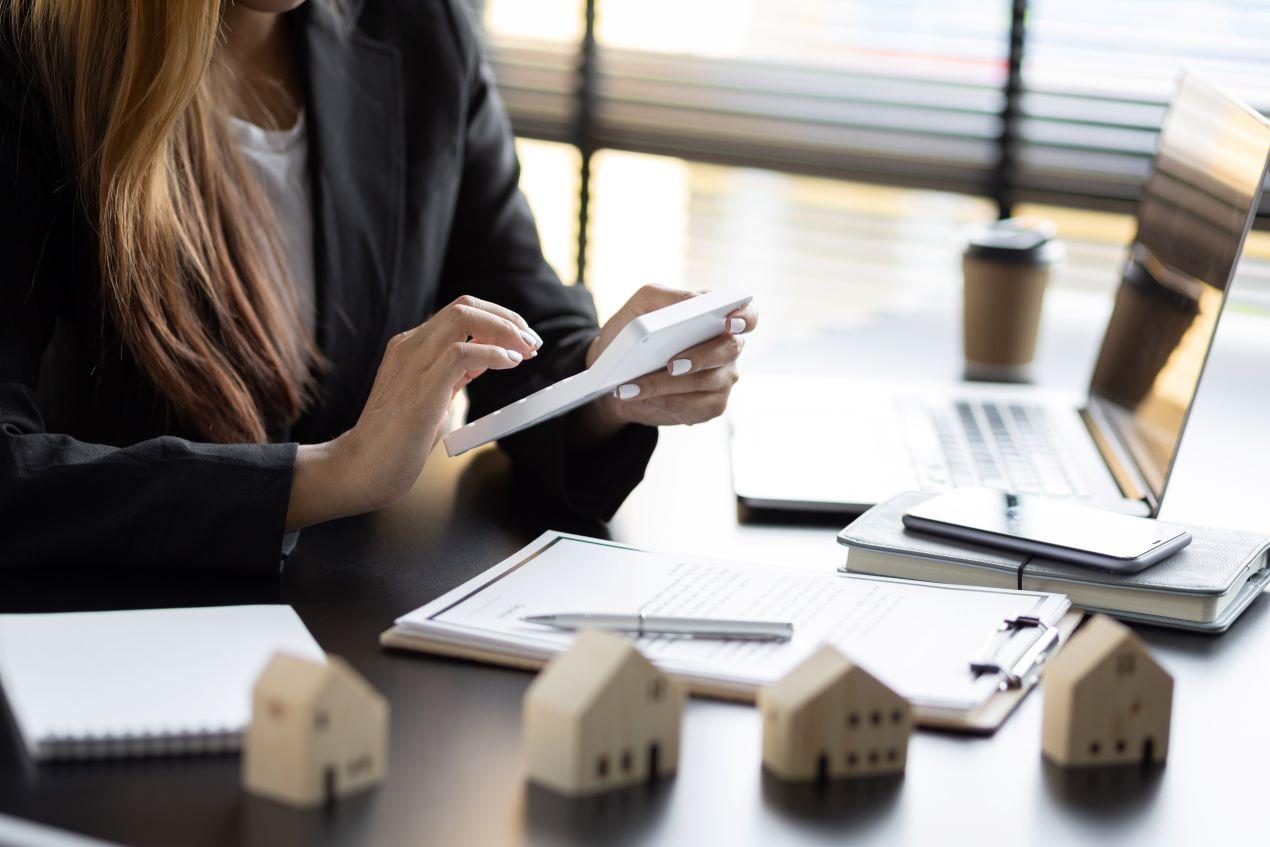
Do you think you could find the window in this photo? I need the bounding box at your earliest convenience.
[592,0,1007,196]
[585,148,993,325]
[1018,0,1270,219]
[480,0,579,144]
[476,0,1270,289]
[514,139,580,284]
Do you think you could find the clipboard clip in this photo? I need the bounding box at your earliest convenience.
[970,614,1061,691]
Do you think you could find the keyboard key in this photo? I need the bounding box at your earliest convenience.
[906,397,1096,499]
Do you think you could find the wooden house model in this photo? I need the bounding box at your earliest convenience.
[523,629,682,796]
[1042,614,1172,768]
[242,652,390,807]
[758,645,912,781]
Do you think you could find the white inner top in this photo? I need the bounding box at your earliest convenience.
[229,112,316,337]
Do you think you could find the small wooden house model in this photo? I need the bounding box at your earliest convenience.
[1042,614,1172,768]
[242,652,389,807]
[523,629,682,796]
[758,645,912,781]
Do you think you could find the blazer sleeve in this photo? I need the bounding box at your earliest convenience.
[437,9,656,521]
[0,94,297,574]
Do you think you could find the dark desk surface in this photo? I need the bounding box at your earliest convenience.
[3,293,1268,846]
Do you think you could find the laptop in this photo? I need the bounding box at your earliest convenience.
[730,74,1270,517]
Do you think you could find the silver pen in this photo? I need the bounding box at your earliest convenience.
[521,612,794,642]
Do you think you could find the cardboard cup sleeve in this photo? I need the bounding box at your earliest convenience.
[962,256,1051,379]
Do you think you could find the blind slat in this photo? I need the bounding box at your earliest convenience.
[481,1,1270,226]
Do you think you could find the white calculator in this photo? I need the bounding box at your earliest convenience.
[443,283,752,457]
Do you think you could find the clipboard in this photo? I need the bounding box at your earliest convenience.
[380,533,1083,735]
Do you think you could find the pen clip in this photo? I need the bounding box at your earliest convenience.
[969,614,1061,691]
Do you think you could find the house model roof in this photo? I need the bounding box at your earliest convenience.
[528,630,650,715]
[255,653,378,705]
[762,645,867,711]
[1045,615,1158,688]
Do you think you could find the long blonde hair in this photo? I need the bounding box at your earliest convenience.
[5,0,318,443]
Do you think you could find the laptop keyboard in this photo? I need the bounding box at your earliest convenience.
[901,399,1090,498]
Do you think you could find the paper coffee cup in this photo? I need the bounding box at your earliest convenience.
[962,218,1065,383]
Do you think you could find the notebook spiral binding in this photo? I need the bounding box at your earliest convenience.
[35,728,242,761]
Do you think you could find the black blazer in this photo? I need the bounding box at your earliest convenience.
[0,0,656,573]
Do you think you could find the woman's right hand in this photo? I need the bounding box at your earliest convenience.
[285,296,542,530]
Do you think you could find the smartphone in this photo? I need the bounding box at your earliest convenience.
[901,486,1191,573]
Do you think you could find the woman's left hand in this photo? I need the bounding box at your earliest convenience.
[578,284,757,438]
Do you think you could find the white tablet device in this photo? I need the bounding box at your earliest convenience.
[443,283,752,457]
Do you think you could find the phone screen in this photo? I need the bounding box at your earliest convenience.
[905,487,1185,560]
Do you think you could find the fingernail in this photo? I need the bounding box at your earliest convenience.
[505,349,523,364]
[728,318,747,334]
[529,328,545,347]
[617,383,640,400]
[519,330,539,349]
[669,359,691,376]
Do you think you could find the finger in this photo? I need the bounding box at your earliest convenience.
[469,334,536,360]
[608,398,690,427]
[434,303,539,355]
[607,284,696,333]
[630,283,697,315]
[664,333,744,377]
[726,302,759,335]
[615,363,737,401]
[429,417,447,454]
[434,340,524,384]
[448,295,543,347]
[452,367,486,398]
[616,390,731,427]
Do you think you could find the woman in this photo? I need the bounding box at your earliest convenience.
[0,0,756,571]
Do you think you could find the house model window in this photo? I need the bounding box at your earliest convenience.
[758,644,913,782]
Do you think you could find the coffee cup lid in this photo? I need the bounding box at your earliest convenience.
[964,217,1065,265]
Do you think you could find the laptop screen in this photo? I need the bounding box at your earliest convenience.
[1088,74,1270,507]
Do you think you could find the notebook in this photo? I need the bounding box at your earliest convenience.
[381,532,1080,733]
[0,605,324,761]
[838,491,1270,633]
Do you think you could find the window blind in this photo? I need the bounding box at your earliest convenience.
[591,0,1011,196]
[485,40,578,144]
[478,0,1270,235]
[1018,0,1270,222]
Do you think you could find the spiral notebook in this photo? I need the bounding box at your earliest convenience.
[0,605,324,761]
